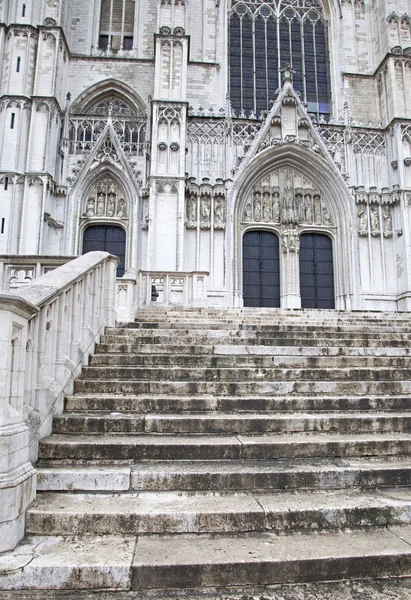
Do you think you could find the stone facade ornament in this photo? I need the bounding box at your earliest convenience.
[370,206,380,236]
[185,180,227,230]
[241,168,333,228]
[383,206,393,238]
[358,205,368,236]
[82,177,128,220]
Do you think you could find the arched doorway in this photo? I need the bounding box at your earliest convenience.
[299,233,334,309]
[83,225,126,277]
[243,230,280,307]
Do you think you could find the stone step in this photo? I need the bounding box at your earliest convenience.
[52,412,411,435]
[65,394,411,413]
[96,336,410,351]
[130,527,411,589]
[39,432,411,462]
[36,458,411,492]
[79,366,411,382]
[94,344,411,357]
[4,528,411,591]
[89,353,411,368]
[73,378,411,396]
[26,488,411,536]
[108,322,411,333]
[101,329,411,341]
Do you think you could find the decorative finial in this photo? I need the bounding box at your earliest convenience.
[280,64,296,85]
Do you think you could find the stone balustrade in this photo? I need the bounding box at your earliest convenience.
[0,251,118,552]
[139,270,209,307]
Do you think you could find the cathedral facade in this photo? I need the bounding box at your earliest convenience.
[0,0,410,312]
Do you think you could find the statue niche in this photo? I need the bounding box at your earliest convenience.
[241,167,333,228]
[83,176,128,220]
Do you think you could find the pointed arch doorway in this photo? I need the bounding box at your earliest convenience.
[299,233,335,309]
[242,230,280,307]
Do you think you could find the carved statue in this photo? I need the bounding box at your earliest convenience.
[107,193,116,217]
[383,205,392,237]
[187,195,197,225]
[244,199,252,221]
[281,171,296,224]
[304,194,313,223]
[323,206,332,226]
[272,192,280,223]
[86,198,95,217]
[370,206,380,235]
[117,198,127,219]
[253,192,261,220]
[201,197,211,226]
[97,193,105,216]
[358,206,368,235]
[263,192,270,222]
[314,195,322,225]
[214,198,224,229]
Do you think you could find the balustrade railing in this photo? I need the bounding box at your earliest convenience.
[139,271,209,306]
[0,251,118,552]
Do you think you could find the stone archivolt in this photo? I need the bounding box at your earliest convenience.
[241,168,333,228]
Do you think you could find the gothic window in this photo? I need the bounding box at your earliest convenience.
[99,0,135,51]
[229,0,330,118]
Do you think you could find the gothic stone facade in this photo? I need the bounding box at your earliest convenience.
[0,0,411,311]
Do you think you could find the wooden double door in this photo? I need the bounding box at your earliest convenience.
[242,231,334,309]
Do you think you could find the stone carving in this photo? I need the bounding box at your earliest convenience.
[370,206,380,236]
[9,268,33,289]
[358,205,368,236]
[141,198,149,230]
[241,169,332,228]
[200,197,211,228]
[86,198,95,217]
[383,205,393,238]
[282,227,299,253]
[185,180,227,230]
[214,198,224,229]
[44,213,64,228]
[83,177,127,219]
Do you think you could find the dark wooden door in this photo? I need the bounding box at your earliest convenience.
[83,225,126,277]
[243,230,280,307]
[300,233,334,309]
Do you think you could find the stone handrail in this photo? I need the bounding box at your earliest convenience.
[139,270,209,306]
[0,251,118,552]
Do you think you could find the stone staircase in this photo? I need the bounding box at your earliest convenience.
[4,308,411,594]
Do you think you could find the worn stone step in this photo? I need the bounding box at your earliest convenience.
[52,412,411,435]
[39,433,411,462]
[130,458,411,491]
[36,458,411,492]
[107,323,411,333]
[73,378,411,396]
[94,344,411,357]
[65,394,411,413]
[89,353,411,368]
[130,527,411,589]
[79,366,411,382]
[26,488,411,536]
[0,535,135,591]
[4,528,411,591]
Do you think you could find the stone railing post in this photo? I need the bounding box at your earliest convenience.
[0,295,38,552]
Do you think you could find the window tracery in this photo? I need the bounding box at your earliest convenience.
[229,0,330,118]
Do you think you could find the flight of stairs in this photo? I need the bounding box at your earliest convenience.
[4,308,411,594]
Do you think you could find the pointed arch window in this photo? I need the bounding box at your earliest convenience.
[99,0,135,51]
[229,0,330,119]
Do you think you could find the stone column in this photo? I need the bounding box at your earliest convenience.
[280,227,301,308]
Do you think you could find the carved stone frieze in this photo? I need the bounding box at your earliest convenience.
[185,179,227,230]
[357,202,393,239]
[241,168,333,228]
[82,176,128,220]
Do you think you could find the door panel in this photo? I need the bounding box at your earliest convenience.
[83,225,126,277]
[300,233,334,309]
[243,230,280,307]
